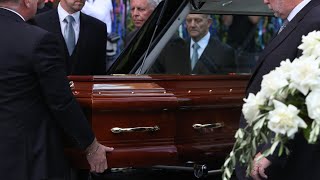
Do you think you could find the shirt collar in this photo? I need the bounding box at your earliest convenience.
[191,32,210,49]
[0,7,25,21]
[287,0,311,21]
[57,3,80,24]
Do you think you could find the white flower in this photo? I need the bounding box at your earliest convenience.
[267,100,307,139]
[298,30,320,59]
[222,30,320,180]
[289,57,320,95]
[242,92,266,125]
[306,89,320,124]
[276,59,294,76]
[261,67,289,100]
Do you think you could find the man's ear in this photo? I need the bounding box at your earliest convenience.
[207,18,213,27]
[23,0,31,8]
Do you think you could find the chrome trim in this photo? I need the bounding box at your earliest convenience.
[192,123,224,129]
[111,126,160,134]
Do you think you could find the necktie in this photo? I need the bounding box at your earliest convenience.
[278,19,289,34]
[64,15,75,55]
[191,42,200,70]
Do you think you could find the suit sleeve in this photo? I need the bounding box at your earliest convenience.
[32,32,95,150]
[94,23,107,75]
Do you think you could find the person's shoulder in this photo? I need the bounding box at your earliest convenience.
[81,13,106,30]
[209,36,234,52]
[81,12,103,24]
[296,2,320,32]
[20,22,59,50]
[24,22,48,36]
[307,1,320,16]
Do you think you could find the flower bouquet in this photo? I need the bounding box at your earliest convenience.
[222,30,320,180]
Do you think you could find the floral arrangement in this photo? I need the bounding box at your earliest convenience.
[222,30,320,180]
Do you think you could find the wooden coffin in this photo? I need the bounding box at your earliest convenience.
[66,74,249,170]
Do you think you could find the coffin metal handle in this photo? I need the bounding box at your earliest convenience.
[192,123,224,130]
[111,126,160,134]
[69,81,74,89]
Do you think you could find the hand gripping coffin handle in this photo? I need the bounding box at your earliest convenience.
[192,123,224,130]
[111,126,160,134]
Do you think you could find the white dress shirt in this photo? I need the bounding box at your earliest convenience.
[190,32,210,60]
[287,0,311,22]
[57,3,80,44]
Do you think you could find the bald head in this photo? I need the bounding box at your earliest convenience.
[263,0,303,19]
[0,0,38,20]
[186,13,212,42]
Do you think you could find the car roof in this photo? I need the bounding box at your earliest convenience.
[190,0,273,16]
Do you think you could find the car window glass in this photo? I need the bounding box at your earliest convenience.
[146,14,280,75]
[107,0,189,74]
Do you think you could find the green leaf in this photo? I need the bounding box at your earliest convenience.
[225,168,231,178]
[278,143,283,156]
[262,149,271,157]
[224,157,231,167]
[270,140,279,155]
[261,132,268,143]
[253,118,264,132]
[232,154,236,165]
[303,125,312,140]
[252,137,257,151]
[285,147,290,155]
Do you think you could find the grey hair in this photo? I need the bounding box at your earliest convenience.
[148,0,162,8]
[189,13,212,20]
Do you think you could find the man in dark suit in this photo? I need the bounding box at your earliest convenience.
[236,0,320,179]
[0,0,113,179]
[34,0,107,75]
[148,13,235,75]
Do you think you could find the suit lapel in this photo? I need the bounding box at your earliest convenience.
[47,10,72,74]
[186,40,192,73]
[247,0,320,90]
[49,10,63,35]
[74,13,87,55]
[48,10,69,56]
[194,36,217,73]
[69,13,88,74]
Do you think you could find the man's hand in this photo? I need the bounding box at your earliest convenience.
[251,152,271,180]
[86,138,114,173]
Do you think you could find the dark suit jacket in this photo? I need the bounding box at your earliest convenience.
[34,9,107,75]
[36,3,52,15]
[237,0,320,179]
[0,8,94,180]
[148,35,235,74]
